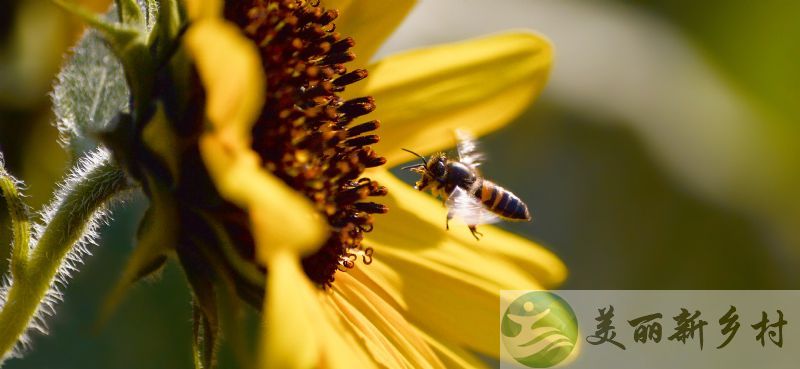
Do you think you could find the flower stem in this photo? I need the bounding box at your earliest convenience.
[0,157,128,359]
[0,160,32,280]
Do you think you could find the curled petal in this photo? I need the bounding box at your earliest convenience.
[185,19,265,146]
[187,18,326,256]
[200,135,326,258]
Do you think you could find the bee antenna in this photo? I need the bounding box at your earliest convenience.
[401,148,428,166]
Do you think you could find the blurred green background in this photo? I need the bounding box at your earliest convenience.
[1,0,798,367]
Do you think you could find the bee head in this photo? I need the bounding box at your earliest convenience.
[426,153,448,179]
[401,149,448,190]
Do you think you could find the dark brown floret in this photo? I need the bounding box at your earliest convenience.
[226,0,387,287]
[347,120,380,137]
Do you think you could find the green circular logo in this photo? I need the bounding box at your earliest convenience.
[501,292,578,368]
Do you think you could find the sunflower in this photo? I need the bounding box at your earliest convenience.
[185,0,565,367]
[0,0,565,366]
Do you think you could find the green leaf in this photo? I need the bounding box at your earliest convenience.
[52,26,130,154]
[51,0,163,155]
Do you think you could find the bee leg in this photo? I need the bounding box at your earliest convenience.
[468,225,483,241]
[446,211,453,230]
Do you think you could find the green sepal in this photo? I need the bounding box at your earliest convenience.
[97,104,182,188]
[179,233,221,369]
[181,212,264,369]
[94,112,138,176]
[97,173,177,326]
[197,212,265,290]
[149,0,185,65]
[114,0,145,28]
[191,299,220,369]
[142,104,184,185]
[189,212,266,310]
[217,281,257,369]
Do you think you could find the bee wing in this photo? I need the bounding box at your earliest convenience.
[455,129,485,167]
[446,186,500,226]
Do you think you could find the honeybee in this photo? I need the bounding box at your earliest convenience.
[402,130,531,240]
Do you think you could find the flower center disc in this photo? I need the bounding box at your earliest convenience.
[226,0,387,286]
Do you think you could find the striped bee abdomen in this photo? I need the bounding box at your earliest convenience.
[476,180,531,221]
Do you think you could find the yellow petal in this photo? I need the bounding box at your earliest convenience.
[184,19,265,147]
[200,134,326,257]
[262,251,319,369]
[360,170,566,356]
[326,294,409,368]
[345,264,491,368]
[317,294,379,369]
[370,170,566,285]
[416,329,490,369]
[322,0,416,69]
[184,0,222,19]
[262,250,374,369]
[331,271,444,369]
[368,249,533,357]
[341,257,407,312]
[348,32,552,166]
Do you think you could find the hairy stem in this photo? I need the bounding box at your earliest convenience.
[0,161,32,280]
[0,156,128,359]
